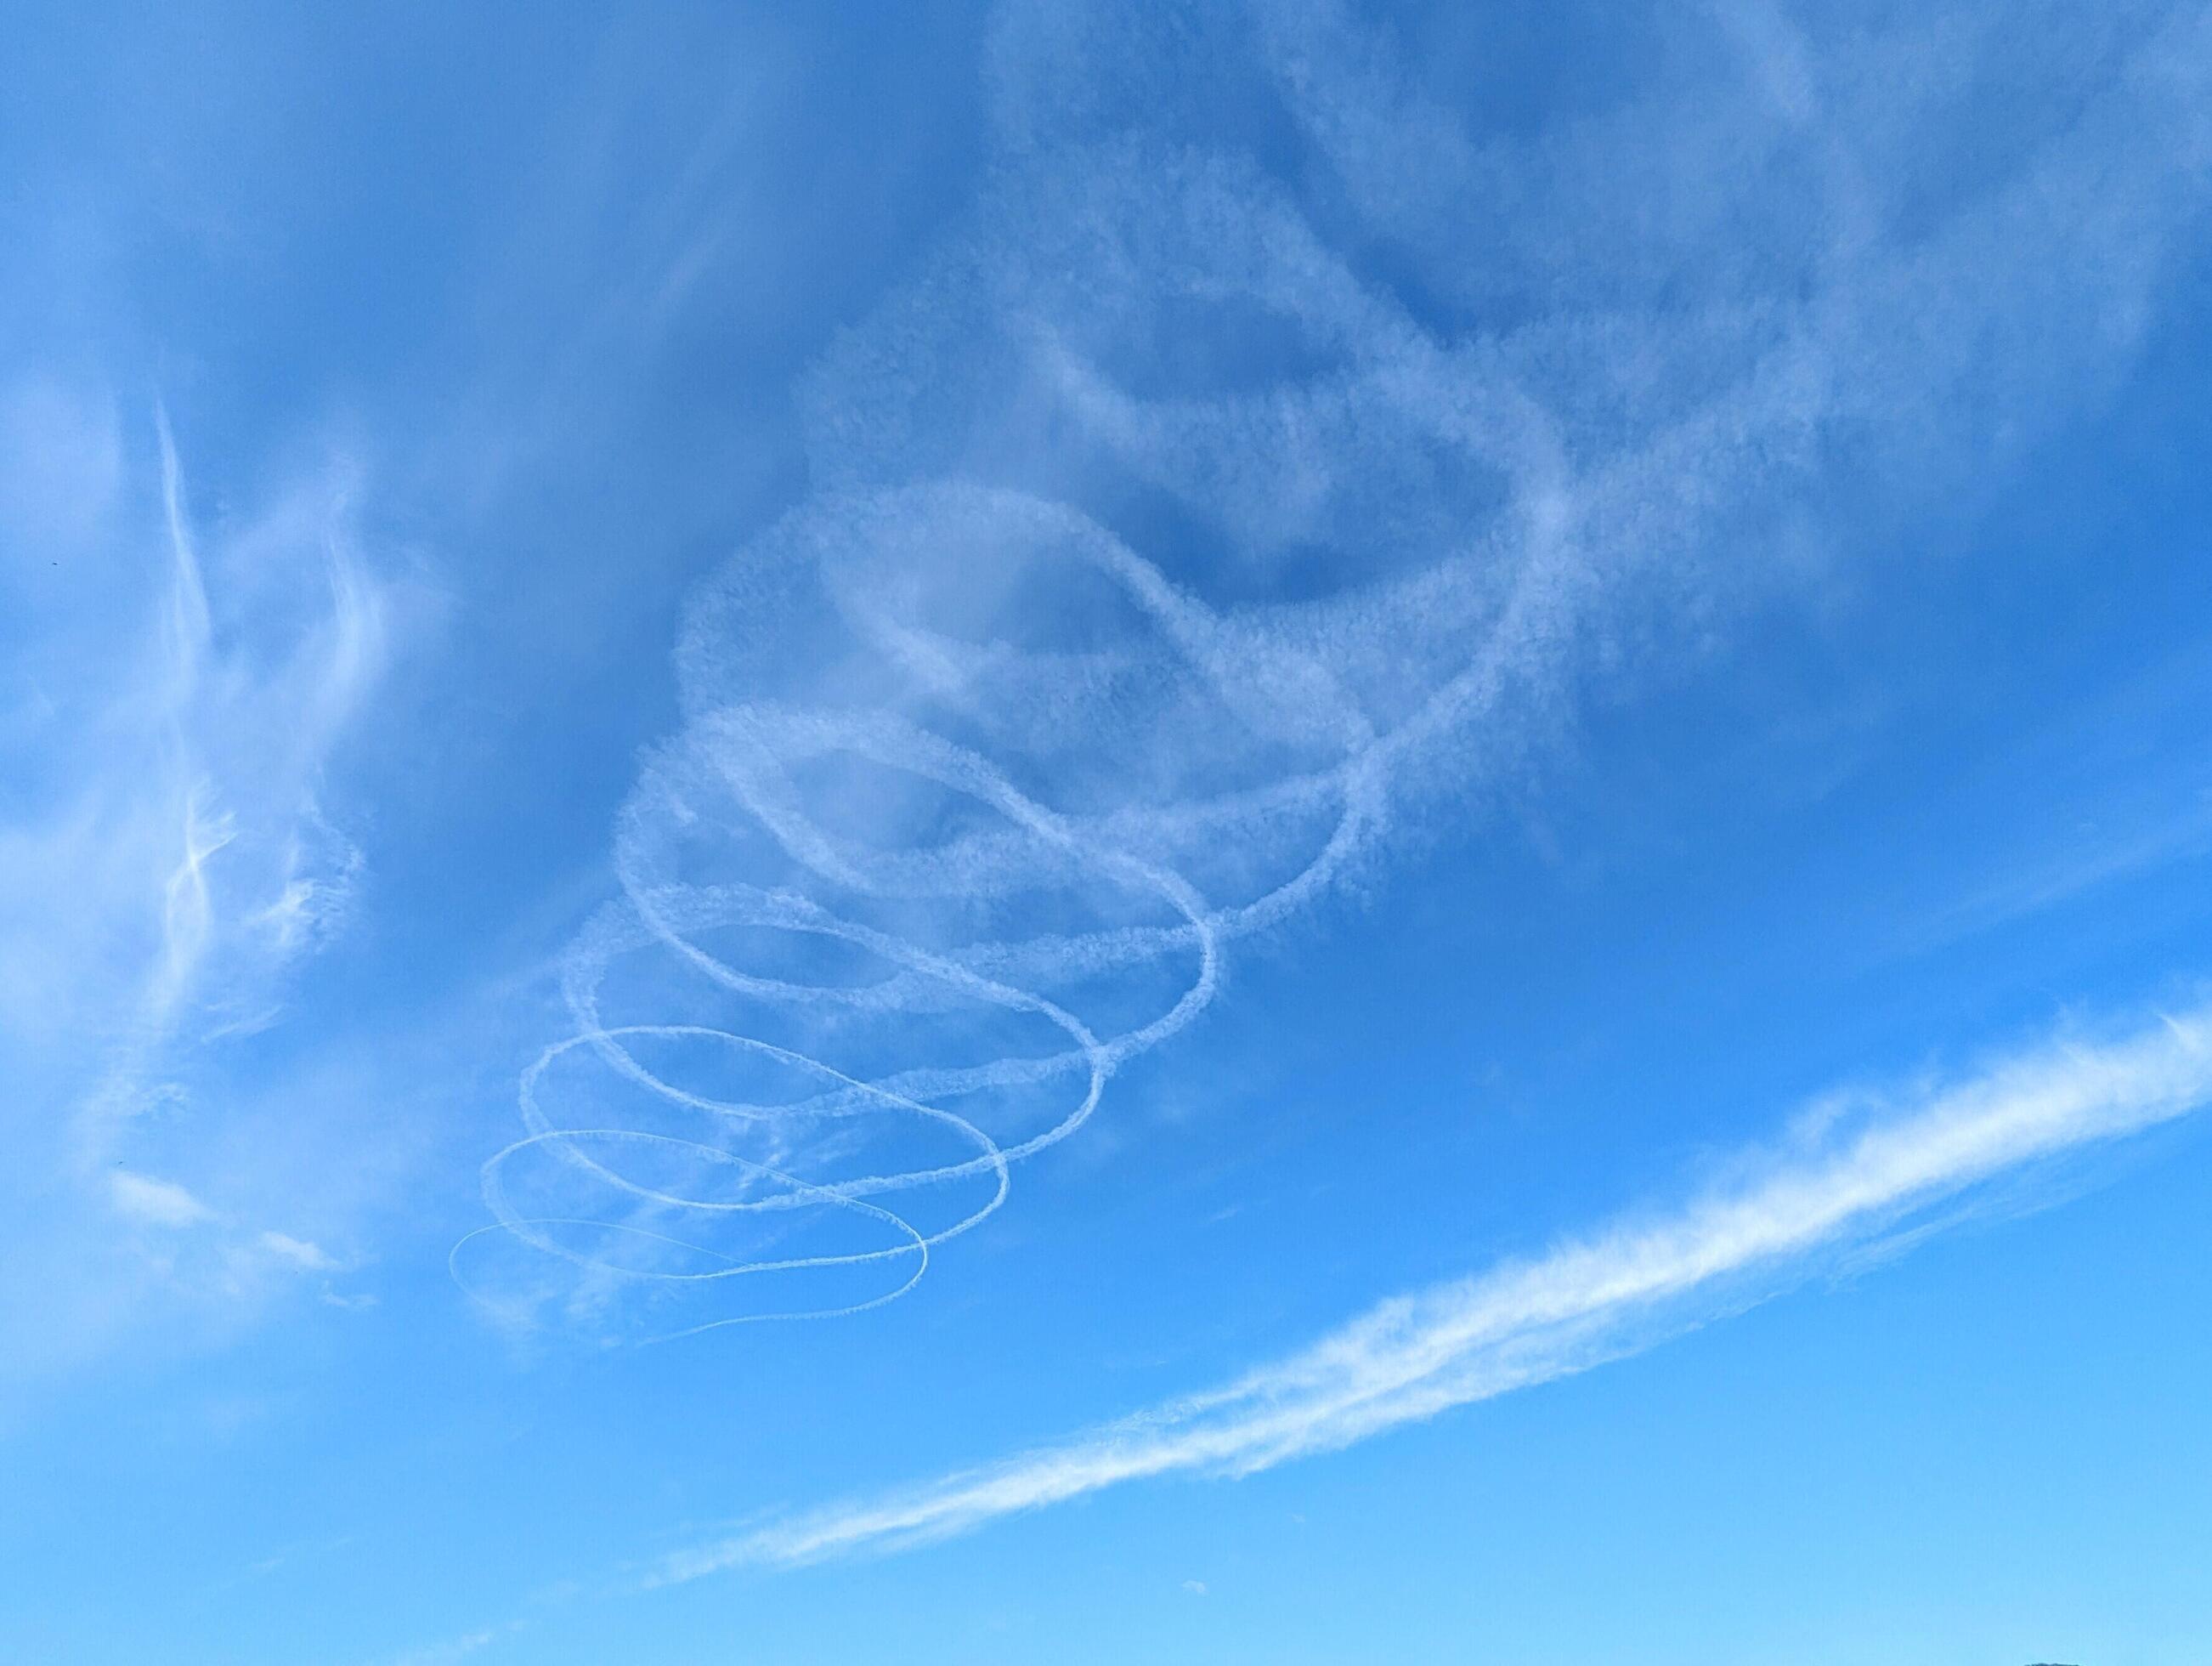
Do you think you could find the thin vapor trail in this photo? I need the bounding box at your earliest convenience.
[653,999,2212,1575]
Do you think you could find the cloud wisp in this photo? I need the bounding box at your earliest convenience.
[461,0,2212,1338]
[653,997,2212,1575]
[0,397,393,1374]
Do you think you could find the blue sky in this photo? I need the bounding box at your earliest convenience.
[3,2,2211,1661]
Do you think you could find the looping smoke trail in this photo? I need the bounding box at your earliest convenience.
[453,480,1408,1336]
[457,0,2212,1337]
[445,14,1594,1336]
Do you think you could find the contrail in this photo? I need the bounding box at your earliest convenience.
[650,997,2212,1575]
[459,0,2212,1336]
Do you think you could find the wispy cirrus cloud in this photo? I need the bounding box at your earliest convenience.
[656,996,2212,1574]
[0,392,396,1374]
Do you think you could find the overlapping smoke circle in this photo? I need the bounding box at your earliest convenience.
[436,0,2206,1353]
[454,138,1586,1338]
[450,495,1391,1337]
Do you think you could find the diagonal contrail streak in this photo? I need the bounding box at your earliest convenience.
[651,999,2212,1574]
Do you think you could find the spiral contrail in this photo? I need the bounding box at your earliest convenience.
[455,0,2212,1338]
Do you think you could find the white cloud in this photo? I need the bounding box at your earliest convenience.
[654,998,2212,1575]
[110,1170,217,1229]
[255,1231,337,1272]
[0,395,399,1374]
[0,404,388,1085]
